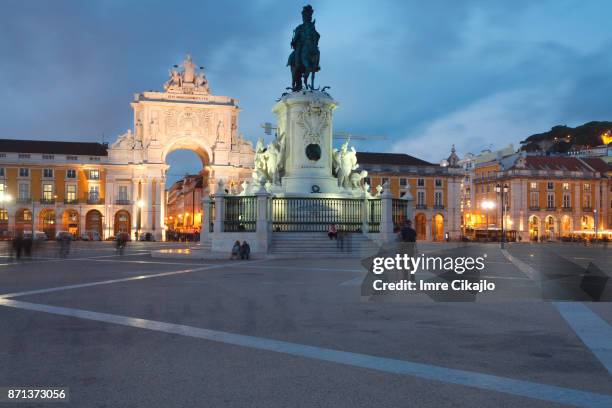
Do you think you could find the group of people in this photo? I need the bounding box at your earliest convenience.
[230,240,251,260]
[11,234,33,260]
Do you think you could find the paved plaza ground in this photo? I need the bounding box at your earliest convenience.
[0,240,610,407]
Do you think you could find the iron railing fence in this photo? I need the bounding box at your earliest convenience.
[368,199,381,233]
[271,197,363,232]
[223,196,256,232]
[392,198,409,231]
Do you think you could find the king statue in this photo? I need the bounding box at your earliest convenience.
[288,5,321,91]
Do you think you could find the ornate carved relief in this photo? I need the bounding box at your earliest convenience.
[296,99,330,145]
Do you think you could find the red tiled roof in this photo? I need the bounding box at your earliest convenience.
[513,156,592,171]
[581,157,611,173]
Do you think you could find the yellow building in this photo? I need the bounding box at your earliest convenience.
[0,139,108,239]
[466,154,611,241]
[356,151,463,241]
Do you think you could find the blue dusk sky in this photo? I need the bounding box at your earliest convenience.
[1,0,611,182]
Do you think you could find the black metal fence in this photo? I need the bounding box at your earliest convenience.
[368,199,381,233]
[271,197,363,232]
[223,196,257,232]
[392,198,409,231]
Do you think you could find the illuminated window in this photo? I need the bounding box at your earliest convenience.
[66,185,76,202]
[88,170,100,180]
[562,183,570,191]
[0,209,7,222]
[43,184,54,200]
[583,183,591,191]
[530,182,537,190]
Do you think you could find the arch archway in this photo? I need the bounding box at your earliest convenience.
[560,215,572,237]
[432,213,444,241]
[62,209,79,236]
[161,136,212,167]
[15,208,32,235]
[415,213,427,240]
[39,209,56,239]
[580,215,594,231]
[544,215,556,240]
[85,210,103,238]
[528,215,540,241]
[114,210,131,236]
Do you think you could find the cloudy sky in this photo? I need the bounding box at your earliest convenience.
[1,0,611,182]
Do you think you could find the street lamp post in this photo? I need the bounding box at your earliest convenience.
[495,183,509,249]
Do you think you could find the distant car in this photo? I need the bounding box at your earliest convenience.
[33,231,48,241]
[55,231,73,241]
[81,230,101,241]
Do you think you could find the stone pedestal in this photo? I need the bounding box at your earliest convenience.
[272,90,341,195]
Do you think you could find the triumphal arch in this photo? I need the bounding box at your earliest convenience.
[106,55,254,241]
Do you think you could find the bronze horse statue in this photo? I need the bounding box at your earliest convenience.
[287,5,320,91]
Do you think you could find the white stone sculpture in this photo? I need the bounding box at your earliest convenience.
[333,140,359,189]
[265,141,281,185]
[349,170,368,189]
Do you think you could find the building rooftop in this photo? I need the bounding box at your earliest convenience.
[510,156,598,172]
[0,138,108,156]
[356,152,434,166]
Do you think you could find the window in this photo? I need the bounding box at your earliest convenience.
[583,183,591,192]
[0,209,7,222]
[399,178,407,187]
[530,182,537,190]
[381,177,389,186]
[18,183,29,200]
[43,168,53,178]
[0,168,4,177]
[547,193,554,209]
[434,191,443,207]
[43,184,54,200]
[89,156,100,162]
[584,194,592,208]
[417,191,425,206]
[89,170,100,180]
[18,168,29,177]
[563,194,571,208]
[18,153,31,159]
[66,169,76,178]
[42,154,54,160]
[118,186,128,201]
[363,177,370,185]
[530,192,539,208]
[435,179,442,187]
[89,185,99,201]
[417,178,425,187]
[547,182,554,190]
[66,155,78,161]
[563,182,570,191]
[66,185,76,202]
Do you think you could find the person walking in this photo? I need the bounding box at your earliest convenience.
[399,220,417,281]
[240,241,251,260]
[230,240,241,260]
